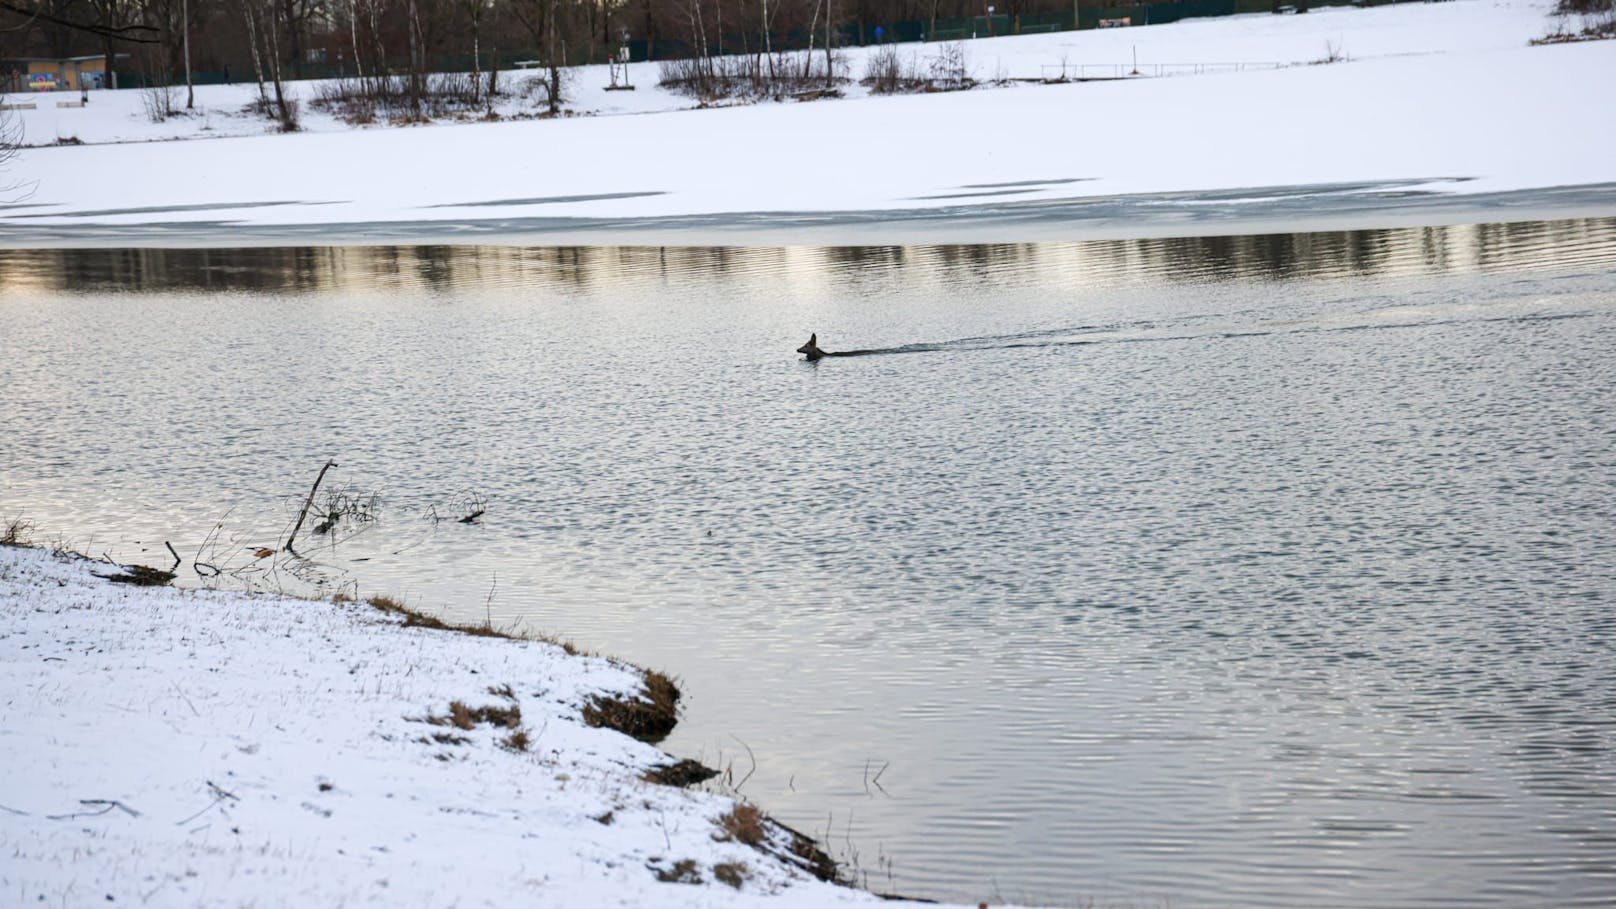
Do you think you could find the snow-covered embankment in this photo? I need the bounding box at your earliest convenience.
[0,543,928,907]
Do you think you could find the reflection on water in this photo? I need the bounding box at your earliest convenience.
[3,219,1615,908]
[4,218,1614,296]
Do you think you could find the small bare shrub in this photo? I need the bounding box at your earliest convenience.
[863,42,973,93]
[245,94,300,131]
[928,42,973,90]
[141,84,177,122]
[522,67,570,112]
[1311,38,1348,65]
[313,73,494,124]
[862,46,911,94]
[311,486,379,535]
[660,50,846,101]
[1,517,34,546]
[1538,2,1616,41]
[312,78,378,124]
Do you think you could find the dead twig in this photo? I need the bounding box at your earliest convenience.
[865,759,890,796]
[484,574,497,628]
[732,735,757,793]
[284,460,338,552]
[174,780,239,826]
[164,541,181,569]
[47,799,141,820]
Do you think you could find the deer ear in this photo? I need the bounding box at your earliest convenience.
[807,334,817,345]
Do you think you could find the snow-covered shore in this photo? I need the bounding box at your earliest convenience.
[4,0,1614,246]
[0,543,952,907]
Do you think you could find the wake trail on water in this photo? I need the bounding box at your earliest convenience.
[815,293,1612,359]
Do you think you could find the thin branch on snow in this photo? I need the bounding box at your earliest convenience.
[46,799,141,820]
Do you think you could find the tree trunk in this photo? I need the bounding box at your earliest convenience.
[183,0,193,108]
[348,0,364,80]
[471,11,482,104]
[408,0,424,120]
[284,0,304,80]
[546,0,560,115]
[825,0,834,87]
[244,2,269,104]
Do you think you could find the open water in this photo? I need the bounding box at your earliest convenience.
[2,220,1614,906]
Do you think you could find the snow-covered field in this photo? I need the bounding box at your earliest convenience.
[0,543,957,907]
[3,0,1613,245]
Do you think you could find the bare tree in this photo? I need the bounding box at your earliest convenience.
[279,0,327,78]
[510,0,563,114]
[1,99,18,163]
[243,0,298,129]
[343,0,363,79]
[2,0,160,78]
[0,92,31,201]
[452,0,486,102]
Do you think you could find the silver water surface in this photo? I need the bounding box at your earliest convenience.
[3,221,1615,907]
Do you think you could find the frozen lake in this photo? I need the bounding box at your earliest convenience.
[3,219,1614,906]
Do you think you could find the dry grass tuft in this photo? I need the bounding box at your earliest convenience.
[781,820,843,883]
[363,595,587,654]
[652,858,703,884]
[365,594,511,639]
[427,698,522,731]
[582,668,681,743]
[98,564,177,586]
[417,732,471,746]
[714,803,767,847]
[643,758,719,788]
[710,804,844,885]
[712,861,748,889]
[500,729,530,752]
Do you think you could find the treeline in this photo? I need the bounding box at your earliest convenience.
[3,0,1157,84]
[4,0,1267,124]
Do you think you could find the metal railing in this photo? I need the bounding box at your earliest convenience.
[1040,61,1284,80]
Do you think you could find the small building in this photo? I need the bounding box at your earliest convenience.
[2,55,119,93]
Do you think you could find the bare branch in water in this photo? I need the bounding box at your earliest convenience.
[285,460,338,553]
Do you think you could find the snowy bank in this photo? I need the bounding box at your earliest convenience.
[3,0,1614,246]
[0,543,953,907]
